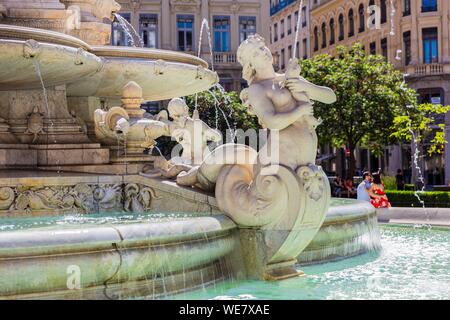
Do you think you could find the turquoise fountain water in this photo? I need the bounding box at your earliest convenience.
[174,225,450,300]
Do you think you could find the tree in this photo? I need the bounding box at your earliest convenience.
[300,43,417,176]
[390,103,450,183]
[185,87,260,141]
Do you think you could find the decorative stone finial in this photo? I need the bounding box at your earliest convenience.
[121,81,144,118]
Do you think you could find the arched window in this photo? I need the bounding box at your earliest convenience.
[381,0,387,23]
[358,4,365,33]
[329,18,335,45]
[321,22,327,48]
[348,9,354,37]
[314,26,319,51]
[338,14,344,41]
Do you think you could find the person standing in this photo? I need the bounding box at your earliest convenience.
[395,169,405,190]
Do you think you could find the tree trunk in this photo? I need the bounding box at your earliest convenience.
[348,147,356,178]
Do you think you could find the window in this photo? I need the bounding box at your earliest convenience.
[281,19,285,38]
[140,14,158,48]
[403,31,411,65]
[381,38,388,58]
[303,38,307,59]
[270,26,272,44]
[214,16,230,52]
[288,45,292,61]
[177,15,194,51]
[314,26,319,51]
[418,88,443,104]
[381,0,387,24]
[281,48,285,70]
[348,9,354,37]
[294,11,299,31]
[358,4,365,33]
[422,0,437,12]
[338,14,344,41]
[302,6,307,27]
[329,18,335,45]
[422,27,438,63]
[404,0,411,16]
[287,15,292,35]
[111,13,131,46]
[274,23,278,42]
[239,16,256,43]
[296,42,299,59]
[321,22,327,48]
[370,42,376,55]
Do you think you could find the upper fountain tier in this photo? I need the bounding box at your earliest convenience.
[0,0,121,45]
[0,24,218,100]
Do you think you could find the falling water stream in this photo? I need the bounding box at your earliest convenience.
[32,59,62,173]
[113,13,144,48]
[292,0,304,60]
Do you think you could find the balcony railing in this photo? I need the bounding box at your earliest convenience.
[408,63,444,76]
[213,52,237,65]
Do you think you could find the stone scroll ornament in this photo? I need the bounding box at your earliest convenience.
[176,34,337,280]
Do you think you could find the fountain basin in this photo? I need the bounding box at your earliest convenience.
[298,198,380,265]
[0,38,102,90]
[66,46,218,101]
[0,213,237,299]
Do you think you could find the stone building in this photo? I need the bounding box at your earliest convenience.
[269,0,311,70]
[270,0,450,185]
[113,0,270,92]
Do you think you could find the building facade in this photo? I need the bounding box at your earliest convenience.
[269,0,311,70]
[113,0,270,92]
[271,0,450,184]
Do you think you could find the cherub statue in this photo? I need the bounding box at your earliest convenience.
[140,98,221,179]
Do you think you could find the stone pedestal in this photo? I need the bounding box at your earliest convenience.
[0,85,110,168]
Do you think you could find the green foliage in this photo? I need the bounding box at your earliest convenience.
[385,190,450,208]
[382,176,397,190]
[299,43,417,175]
[390,103,450,156]
[185,88,260,140]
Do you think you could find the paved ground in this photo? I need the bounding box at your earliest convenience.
[377,207,450,227]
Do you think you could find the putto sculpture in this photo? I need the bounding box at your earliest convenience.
[176,34,337,279]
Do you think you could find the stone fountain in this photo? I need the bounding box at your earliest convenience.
[0,0,380,299]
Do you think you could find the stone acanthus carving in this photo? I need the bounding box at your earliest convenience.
[25,106,45,143]
[92,0,121,20]
[124,183,160,213]
[0,187,15,210]
[0,183,158,214]
[93,184,122,211]
[60,0,121,21]
[12,184,95,213]
[173,34,337,279]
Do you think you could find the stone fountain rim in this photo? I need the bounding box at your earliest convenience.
[0,24,211,69]
[0,23,91,50]
[91,45,209,69]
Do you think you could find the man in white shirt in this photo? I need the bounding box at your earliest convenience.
[357,172,372,202]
